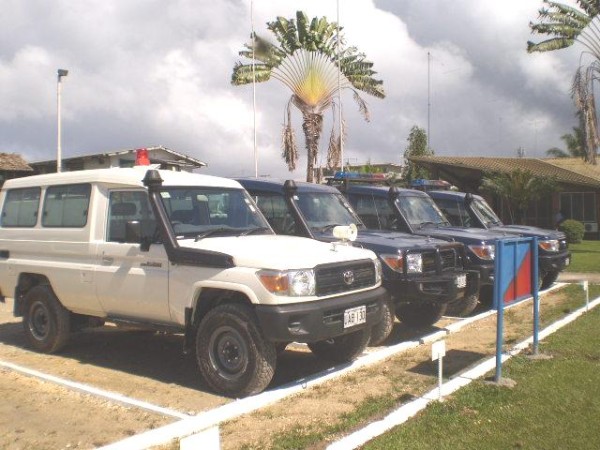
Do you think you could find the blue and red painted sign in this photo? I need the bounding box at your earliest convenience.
[495,239,535,307]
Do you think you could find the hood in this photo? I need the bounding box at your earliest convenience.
[178,235,375,270]
[413,226,511,244]
[312,228,451,254]
[490,225,567,241]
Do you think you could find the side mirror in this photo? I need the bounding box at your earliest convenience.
[125,220,152,252]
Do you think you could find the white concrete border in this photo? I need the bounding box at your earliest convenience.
[0,360,191,420]
[327,293,600,450]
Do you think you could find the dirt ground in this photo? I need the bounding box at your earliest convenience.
[0,286,584,449]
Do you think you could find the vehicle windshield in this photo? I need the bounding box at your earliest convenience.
[395,195,450,229]
[471,198,503,227]
[158,187,271,239]
[294,192,364,232]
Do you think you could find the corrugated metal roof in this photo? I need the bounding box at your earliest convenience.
[410,156,600,187]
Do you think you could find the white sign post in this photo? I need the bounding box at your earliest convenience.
[431,340,446,401]
[581,280,589,311]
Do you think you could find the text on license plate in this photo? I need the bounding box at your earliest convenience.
[344,305,367,329]
[455,274,467,289]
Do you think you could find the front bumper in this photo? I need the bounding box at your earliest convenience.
[386,270,480,305]
[254,286,386,343]
[539,251,571,274]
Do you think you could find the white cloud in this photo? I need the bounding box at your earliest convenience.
[0,0,586,176]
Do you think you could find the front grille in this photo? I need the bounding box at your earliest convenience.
[421,246,460,273]
[315,259,376,296]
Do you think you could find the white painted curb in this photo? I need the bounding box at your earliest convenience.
[327,293,600,450]
[0,360,191,420]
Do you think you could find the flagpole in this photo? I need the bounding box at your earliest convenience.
[337,0,344,173]
[251,0,258,177]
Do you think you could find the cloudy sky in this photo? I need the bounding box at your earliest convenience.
[0,0,585,179]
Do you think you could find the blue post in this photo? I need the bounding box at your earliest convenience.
[532,236,540,355]
[494,241,504,382]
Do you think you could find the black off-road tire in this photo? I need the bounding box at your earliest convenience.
[445,293,479,317]
[196,304,276,397]
[540,270,560,290]
[22,285,71,353]
[395,301,447,328]
[369,298,394,346]
[307,328,370,363]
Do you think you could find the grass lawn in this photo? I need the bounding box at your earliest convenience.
[565,240,600,272]
[364,285,600,450]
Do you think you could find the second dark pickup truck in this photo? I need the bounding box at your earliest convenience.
[238,178,479,345]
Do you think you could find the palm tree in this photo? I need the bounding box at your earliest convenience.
[528,1,600,164]
[546,122,586,158]
[481,169,556,225]
[231,11,385,182]
[527,0,598,53]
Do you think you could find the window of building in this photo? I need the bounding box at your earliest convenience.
[560,192,597,223]
[1,187,41,227]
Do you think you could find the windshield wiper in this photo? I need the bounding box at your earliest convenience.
[193,227,235,241]
[418,221,436,229]
[240,226,271,236]
[317,223,344,232]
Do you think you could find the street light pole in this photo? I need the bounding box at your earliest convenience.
[57,69,68,173]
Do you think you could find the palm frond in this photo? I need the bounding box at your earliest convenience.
[271,50,351,113]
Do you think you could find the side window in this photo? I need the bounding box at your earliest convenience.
[435,198,468,226]
[373,196,397,230]
[1,187,41,227]
[42,184,91,228]
[107,191,156,243]
[348,194,380,229]
[254,193,296,235]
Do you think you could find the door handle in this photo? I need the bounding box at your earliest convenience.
[102,256,114,265]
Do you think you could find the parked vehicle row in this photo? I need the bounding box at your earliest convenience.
[0,167,386,397]
[0,166,570,398]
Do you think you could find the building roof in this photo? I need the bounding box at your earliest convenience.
[30,145,206,170]
[410,156,600,189]
[0,153,33,172]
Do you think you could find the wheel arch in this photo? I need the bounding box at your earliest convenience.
[14,273,52,317]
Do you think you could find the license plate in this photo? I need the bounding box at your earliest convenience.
[455,274,467,289]
[344,305,366,329]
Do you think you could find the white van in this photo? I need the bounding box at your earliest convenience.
[0,167,385,397]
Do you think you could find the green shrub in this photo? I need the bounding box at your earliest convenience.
[559,219,585,243]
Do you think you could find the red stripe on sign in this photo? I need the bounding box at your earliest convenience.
[503,251,532,303]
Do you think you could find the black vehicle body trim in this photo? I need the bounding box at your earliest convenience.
[254,286,386,343]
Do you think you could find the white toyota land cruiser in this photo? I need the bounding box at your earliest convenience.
[0,167,385,397]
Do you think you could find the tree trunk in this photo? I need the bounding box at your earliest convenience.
[302,112,324,183]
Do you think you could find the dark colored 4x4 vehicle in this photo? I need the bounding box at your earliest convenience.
[428,190,570,289]
[238,178,479,345]
[332,181,511,316]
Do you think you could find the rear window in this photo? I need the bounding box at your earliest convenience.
[1,187,41,227]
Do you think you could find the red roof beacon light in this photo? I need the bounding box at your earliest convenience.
[135,148,150,166]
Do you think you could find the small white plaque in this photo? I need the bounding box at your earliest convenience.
[431,340,446,361]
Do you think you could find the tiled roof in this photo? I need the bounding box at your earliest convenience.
[410,156,600,188]
[0,153,33,172]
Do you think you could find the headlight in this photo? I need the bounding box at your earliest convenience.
[539,239,559,252]
[373,258,382,283]
[258,269,316,296]
[380,253,423,273]
[468,244,495,260]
